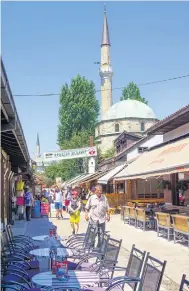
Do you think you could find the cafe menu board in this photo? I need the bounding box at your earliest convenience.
[56,261,68,280]
[41,202,49,215]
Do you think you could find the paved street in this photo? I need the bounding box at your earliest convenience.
[12,210,189,291]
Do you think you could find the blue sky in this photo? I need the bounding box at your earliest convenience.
[2,1,189,157]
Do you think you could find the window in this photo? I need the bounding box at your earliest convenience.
[141,122,145,132]
[115,123,119,132]
[138,147,148,153]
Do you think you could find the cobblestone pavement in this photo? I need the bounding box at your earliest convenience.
[11,210,188,291]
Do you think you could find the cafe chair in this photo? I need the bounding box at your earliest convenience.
[128,207,136,227]
[123,206,130,224]
[171,215,189,248]
[135,208,154,231]
[1,231,35,261]
[68,232,110,270]
[105,244,146,291]
[156,212,173,241]
[179,274,189,291]
[6,224,38,249]
[137,253,166,291]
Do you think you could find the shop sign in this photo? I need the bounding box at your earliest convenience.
[44,147,97,162]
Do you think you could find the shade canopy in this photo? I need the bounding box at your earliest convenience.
[98,164,126,184]
[114,136,189,180]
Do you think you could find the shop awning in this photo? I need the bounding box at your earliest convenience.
[1,59,30,172]
[69,173,92,187]
[81,170,109,184]
[97,164,127,184]
[64,174,85,188]
[114,136,189,180]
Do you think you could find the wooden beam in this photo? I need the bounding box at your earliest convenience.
[1,102,9,122]
[1,118,16,132]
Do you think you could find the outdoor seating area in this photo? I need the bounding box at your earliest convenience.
[122,205,189,247]
[1,221,189,291]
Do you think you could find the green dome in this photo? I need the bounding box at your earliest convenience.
[102,100,156,120]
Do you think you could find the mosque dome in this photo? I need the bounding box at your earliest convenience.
[102,99,156,121]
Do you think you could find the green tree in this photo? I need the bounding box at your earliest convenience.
[58,75,100,146]
[120,82,148,105]
[45,160,77,182]
[46,75,100,182]
[102,147,116,159]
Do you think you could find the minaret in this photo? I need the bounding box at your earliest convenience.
[36,133,41,158]
[99,5,113,118]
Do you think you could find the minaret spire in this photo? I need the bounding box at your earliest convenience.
[36,133,41,158]
[101,4,110,47]
[36,133,40,147]
[99,5,113,119]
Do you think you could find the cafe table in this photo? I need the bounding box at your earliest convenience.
[29,248,73,259]
[32,270,100,289]
[32,235,62,242]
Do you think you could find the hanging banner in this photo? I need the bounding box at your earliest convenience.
[44,146,97,162]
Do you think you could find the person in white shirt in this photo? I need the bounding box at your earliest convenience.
[85,184,110,247]
[49,189,54,204]
[54,186,63,219]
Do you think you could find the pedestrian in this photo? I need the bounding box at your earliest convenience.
[54,186,63,219]
[44,188,50,202]
[65,187,72,212]
[49,189,54,204]
[85,184,110,247]
[24,186,34,221]
[81,189,86,200]
[86,186,95,200]
[68,190,81,235]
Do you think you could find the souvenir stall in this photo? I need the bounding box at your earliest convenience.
[15,176,25,220]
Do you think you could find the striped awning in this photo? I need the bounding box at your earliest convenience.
[97,164,127,184]
[114,136,189,181]
[81,171,109,184]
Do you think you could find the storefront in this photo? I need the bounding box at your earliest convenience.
[114,135,189,207]
[1,60,30,226]
[97,164,126,194]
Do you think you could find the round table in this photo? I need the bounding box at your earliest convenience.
[32,270,99,288]
[29,248,73,259]
[32,235,49,241]
[32,235,62,241]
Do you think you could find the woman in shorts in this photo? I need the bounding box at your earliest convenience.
[68,190,81,234]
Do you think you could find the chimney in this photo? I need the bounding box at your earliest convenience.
[89,136,94,147]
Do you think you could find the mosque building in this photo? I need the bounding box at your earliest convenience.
[95,8,158,153]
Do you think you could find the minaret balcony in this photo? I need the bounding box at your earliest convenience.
[99,65,113,78]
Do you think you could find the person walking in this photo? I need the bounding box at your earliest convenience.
[65,187,72,212]
[24,186,34,221]
[49,189,54,204]
[86,186,95,200]
[54,186,63,219]
[68,190,81,235]
[85,184,110,247]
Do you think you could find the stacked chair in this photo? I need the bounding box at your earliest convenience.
[1,227,41,291]
[4,223,188,291]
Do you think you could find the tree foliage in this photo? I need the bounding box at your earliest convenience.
[102,147,116,159]
[45,160,77,182]
[45,75,100,182]
[58,75,99,146]
[120,82,148,105]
